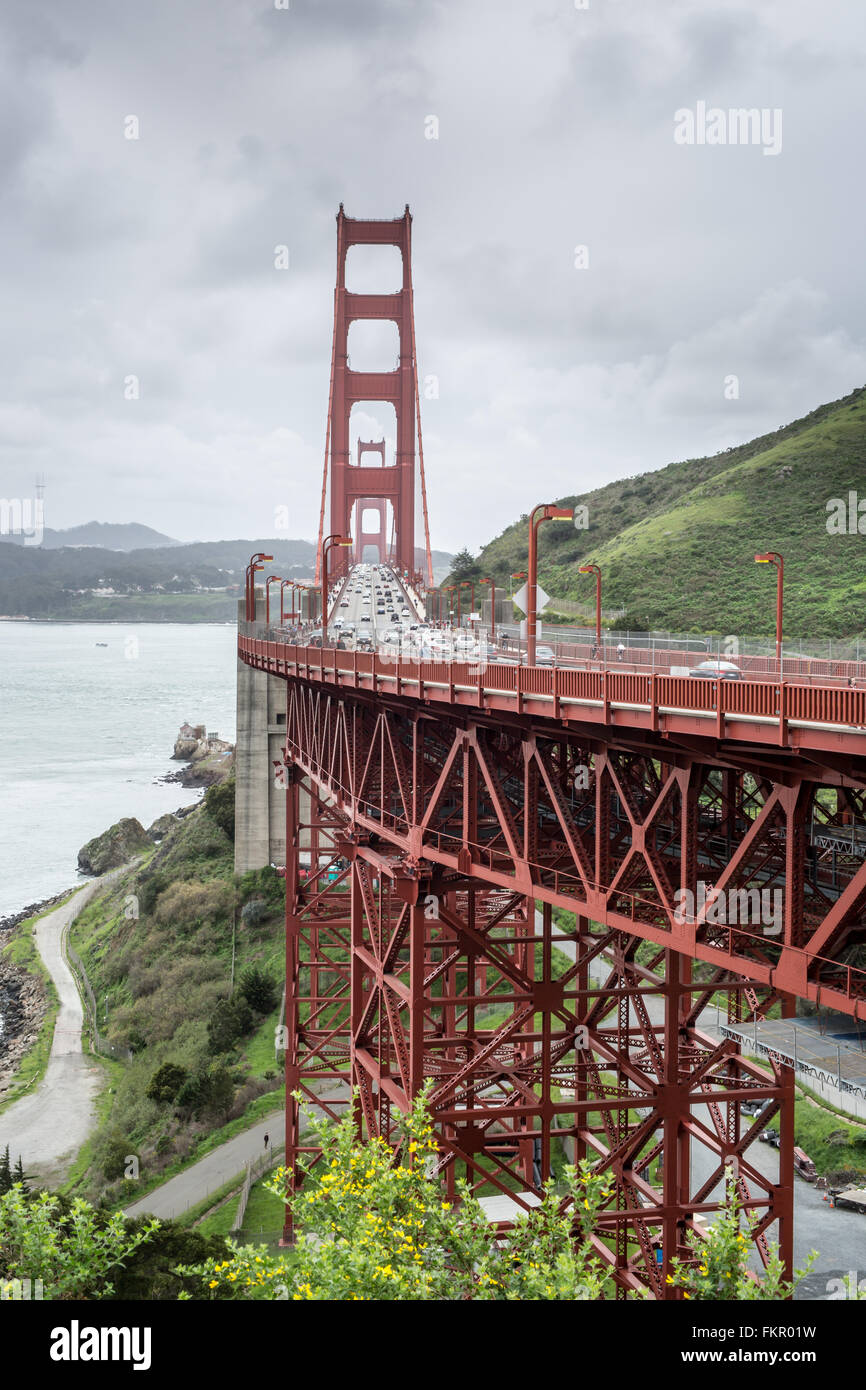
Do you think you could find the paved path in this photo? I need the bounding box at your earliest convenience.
[0,882,105,1183]
[123,1109,286,1221]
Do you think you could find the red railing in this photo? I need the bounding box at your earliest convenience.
[237,633,866,739]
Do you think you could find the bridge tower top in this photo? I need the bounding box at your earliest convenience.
[315,206,432,586]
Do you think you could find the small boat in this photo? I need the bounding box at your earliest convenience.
[95,642,108,647]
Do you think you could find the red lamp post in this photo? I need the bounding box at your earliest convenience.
[444,585,458,626]
[266,575,282,625]
[286,578,300,622]
[527,504,573,665]
[480,577,496,642]
[459,580,474,628]
[579,563,602,653]
[322,533,352,647]
[245,552,273,622]
[755,551,784,669]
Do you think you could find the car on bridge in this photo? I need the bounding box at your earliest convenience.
[688,659,743,680]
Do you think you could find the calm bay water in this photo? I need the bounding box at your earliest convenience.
[0,622,238,917]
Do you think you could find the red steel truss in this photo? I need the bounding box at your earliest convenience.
[247,633,866,1294]
[314,205,433,584]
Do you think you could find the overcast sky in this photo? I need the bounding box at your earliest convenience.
[2,0,865,551]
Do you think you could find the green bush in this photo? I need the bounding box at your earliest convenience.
[238,966,278,1014]
[154,879,234,931]
[145,1062,188,1105]
[207,995,254,1054]
[204,779,235,841]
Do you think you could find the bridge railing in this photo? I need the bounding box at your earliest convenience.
[238,627,866,735]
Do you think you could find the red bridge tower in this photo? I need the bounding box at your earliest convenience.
[315,205,433,584]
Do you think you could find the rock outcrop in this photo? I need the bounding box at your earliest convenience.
[77,817,151,875]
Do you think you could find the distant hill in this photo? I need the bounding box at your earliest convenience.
[0,521,180,550]
[449,386,866,639]
[0,537,317,621]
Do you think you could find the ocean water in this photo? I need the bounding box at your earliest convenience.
[0,622,238,918]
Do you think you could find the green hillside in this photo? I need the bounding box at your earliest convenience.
[452,386,866,637]
[64,786,286,1206]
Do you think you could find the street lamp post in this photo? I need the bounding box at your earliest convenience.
[755,551,784,669]
[480,576,496,642]
[286,578,300,622]
[579,563,602,653]
[266,575,282,626]
[245,552,273,622]
[527,504,573,665]
[322,533,352,648]
[444,585,458,627]
[459,581,474,629]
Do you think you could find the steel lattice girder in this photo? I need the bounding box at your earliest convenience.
[277,684,799,1293]
[283,679,866,1018]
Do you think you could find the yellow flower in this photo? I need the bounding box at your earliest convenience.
[209,1280,218,1289]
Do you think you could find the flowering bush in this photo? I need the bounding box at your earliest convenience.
[183,1087,618,1301]
[665,1173,815,1301]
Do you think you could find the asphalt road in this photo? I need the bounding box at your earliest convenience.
[123,1109,285,1221]
[0,882,105,1183]
[330,562,423,646]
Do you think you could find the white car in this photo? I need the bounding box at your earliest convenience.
[340,599,349,607]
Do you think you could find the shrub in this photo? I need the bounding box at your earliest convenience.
[98,1132,135,1183]
[204,779,235,841]
[240,899,268,927]
[238,966,279,1014]
[146,1063,189,1105]
[154,879,233,931]
[207,996,253,1054]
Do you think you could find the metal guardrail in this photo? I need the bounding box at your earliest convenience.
[231,1143,283,1233]
[65,937,132,1062]
[238,629,866,738]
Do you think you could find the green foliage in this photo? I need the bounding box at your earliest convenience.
[154,878,234,931]
[471,385,866,638]
[204,778,235,842]
[145,1062,189,1105]
[208,995,254,1054]
[0,1146,11,1195]
[0,1186,159,1300]
[181,1089,618,1301]
[237,865,285,911]
[98,1131,134,1182]
[175,1062,235,1119]
[441,546,482,588]
[238,966,279,1014]
[666,1173,815,1300]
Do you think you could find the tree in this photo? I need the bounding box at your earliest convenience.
[146,1062,188,1105]
[207,995,253,1054]
[12,1156,28,1194]
[0,1146,11,1196]
[444,547,480,585]
[205,778,235,841]
[238,966,278,1014]
[180,1088,619,1301]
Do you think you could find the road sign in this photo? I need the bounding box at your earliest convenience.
[512,582,550,615]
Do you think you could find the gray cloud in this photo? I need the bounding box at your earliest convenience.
[0,0,864,550]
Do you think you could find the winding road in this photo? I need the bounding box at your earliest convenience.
[0,882,104,1183]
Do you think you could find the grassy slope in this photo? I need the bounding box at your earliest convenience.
[65,796,286,1205]
[467,385,866,637]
